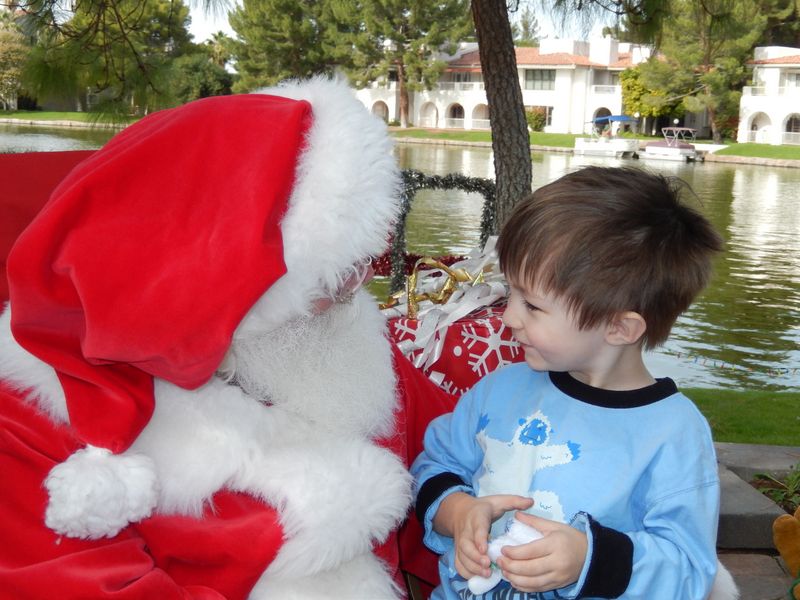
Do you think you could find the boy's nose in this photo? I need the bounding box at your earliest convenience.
[501,303,519,329]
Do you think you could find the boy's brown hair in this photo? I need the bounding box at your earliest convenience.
[497,166,724,349]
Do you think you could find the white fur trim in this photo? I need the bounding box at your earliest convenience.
[44,445,159,539]
[133,370,411,580]
[251,552,402,599]
[238,437,412,580]
[708,560,739,600]
[130,373,411,583]
[132,376,280,516]
[0,302,68,422]
[239,76,401,333]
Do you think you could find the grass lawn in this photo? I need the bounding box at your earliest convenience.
[686,388,800,446]
[714,142,800,160]
[1,110,136,125]
[3,110,96,122]
[392,128,582,148]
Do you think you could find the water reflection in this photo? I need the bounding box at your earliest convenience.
[0,124,117,153]
[396,141,800,392]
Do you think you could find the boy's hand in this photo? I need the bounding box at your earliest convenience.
[495,512,587,593]
[435,493,533,581]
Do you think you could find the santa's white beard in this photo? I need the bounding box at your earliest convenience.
[221,289,398,440]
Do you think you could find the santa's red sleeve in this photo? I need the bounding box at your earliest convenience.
[0,381,284,600]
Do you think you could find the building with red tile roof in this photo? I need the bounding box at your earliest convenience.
[355,37,653,135]
[738,46,800,145]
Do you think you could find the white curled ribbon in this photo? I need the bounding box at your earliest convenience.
[384,237,510,370]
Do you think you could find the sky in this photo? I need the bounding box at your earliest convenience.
[188,3,236,43]
[187,3,609,44]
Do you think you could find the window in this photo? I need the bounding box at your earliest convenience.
[787,115,800,133]
[524,69,555,91]
[785,72,800,87]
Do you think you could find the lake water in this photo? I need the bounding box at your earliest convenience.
[0,123,116,153]
[2,124,799,392]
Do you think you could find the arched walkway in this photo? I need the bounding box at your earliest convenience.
[747,112,771,143]
[445,104,465,129]
[471,104,490,130]
[783,113,800,145]
[419,102,438,129]
[371,101,389,123]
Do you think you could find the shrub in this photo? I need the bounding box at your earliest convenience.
[525,107,547,132]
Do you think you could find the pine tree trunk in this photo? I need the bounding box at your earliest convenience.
[705,90,721,144]
[471,0,532,234]
[398,65,409,128]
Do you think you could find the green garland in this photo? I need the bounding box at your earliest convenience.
[389,169,496,292]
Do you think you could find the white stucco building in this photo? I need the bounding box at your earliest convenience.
[354,37,652,135]
[738,46,800,145]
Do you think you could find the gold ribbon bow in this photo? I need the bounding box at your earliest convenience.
[382,257,485,319]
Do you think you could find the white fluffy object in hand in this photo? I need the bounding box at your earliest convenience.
[44,445,159,539]
[468,519,543,595]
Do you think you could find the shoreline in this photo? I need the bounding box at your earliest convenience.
[0,117,124,130]
[392,133,800,169]
[4,117,800,168]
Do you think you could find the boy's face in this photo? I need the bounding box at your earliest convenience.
[502,279,609,380]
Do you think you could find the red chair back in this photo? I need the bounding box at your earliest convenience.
[0,150,95,304]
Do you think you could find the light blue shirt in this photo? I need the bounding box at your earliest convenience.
[411,364,720,599]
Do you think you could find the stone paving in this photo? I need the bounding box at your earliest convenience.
[716,442,799,599]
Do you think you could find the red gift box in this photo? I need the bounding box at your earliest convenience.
[389,304,524,397]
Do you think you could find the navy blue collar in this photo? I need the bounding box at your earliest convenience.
[549,371,678,409]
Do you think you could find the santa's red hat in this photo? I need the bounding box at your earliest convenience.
[5,77,400,538]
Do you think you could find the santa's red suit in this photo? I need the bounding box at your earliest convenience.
[0,78,453,599]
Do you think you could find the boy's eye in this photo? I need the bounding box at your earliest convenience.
[524,301,540,312]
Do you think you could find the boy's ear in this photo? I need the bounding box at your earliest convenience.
[606,311,647,346]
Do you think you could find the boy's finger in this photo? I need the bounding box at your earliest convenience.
[459,538,490,568]
[514,511,556,531]
[499,538,548,561]
[456,553,492,579]
[496,495,534,511]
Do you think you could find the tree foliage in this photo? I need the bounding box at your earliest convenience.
[512,5,541,46]
[620,64,678,118]
[170,48,233,104]
[548,0,672,43]
[0,16,29,110]
[19,0,193,115]
[758,0,800,47]
[228,0,337,93]
[636,0,765,142]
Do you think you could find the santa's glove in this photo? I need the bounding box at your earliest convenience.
[45,445,159,539]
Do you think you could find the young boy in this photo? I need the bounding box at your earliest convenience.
[411,166,725,599]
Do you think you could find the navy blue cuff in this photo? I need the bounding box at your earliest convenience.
[579,515,633,598]
[415,472,470,524]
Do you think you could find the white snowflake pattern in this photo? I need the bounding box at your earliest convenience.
[438,377,466,397]
[392,319,419,339]
[462,318,520,377]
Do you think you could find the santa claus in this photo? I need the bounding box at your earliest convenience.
[0,77,422,598]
